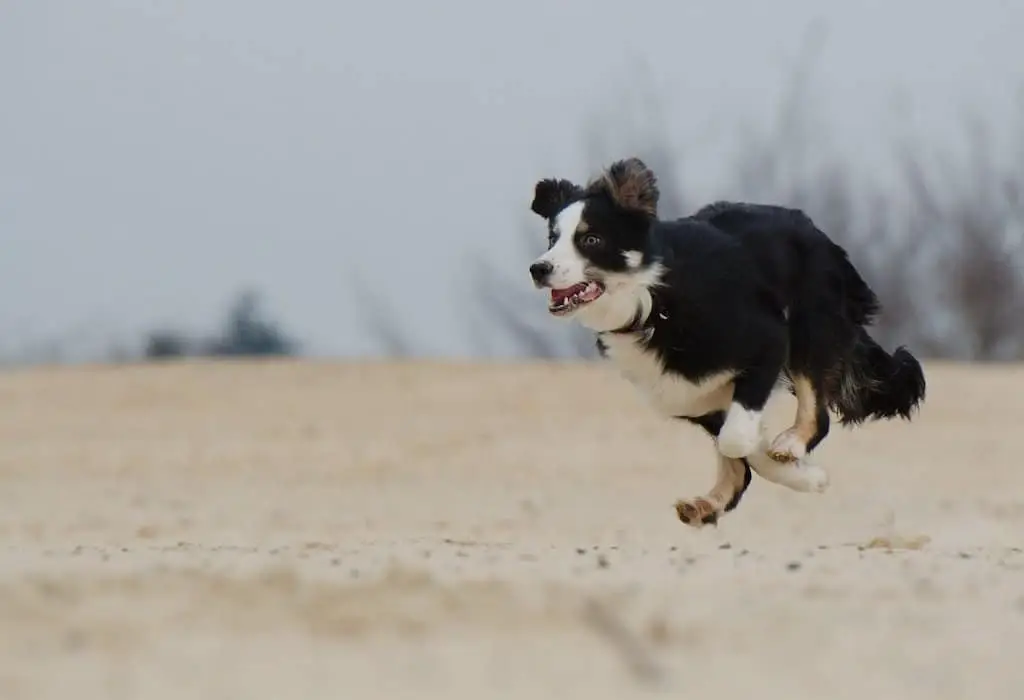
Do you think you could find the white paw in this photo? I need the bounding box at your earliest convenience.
[747,452,830,493]
[717,407,762,459]
[767,428,807,463]
[791,462,829,493]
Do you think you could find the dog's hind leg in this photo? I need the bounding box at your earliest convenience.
[769,250,853,463]
[712,382,830,493]
[675,413,754,527]
[766,374,831,462]
[746,445,829,493]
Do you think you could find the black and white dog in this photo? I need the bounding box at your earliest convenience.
[528,157,926,526]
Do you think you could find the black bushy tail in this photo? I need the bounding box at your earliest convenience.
[824,239,926,426]
[830,327,927,426]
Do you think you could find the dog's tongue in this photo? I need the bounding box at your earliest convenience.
[551,283,586,304]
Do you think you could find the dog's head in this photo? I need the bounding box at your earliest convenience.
[528,157,662,330]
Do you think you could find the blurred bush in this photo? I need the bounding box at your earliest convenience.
[143,289,298,360]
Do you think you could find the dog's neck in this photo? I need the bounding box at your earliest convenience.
[575,286,655,334]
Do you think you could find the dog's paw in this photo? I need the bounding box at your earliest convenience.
[747,451,830,493]
[766,427,807,463]
[674,497,721,528]
[801,464,830,493]
[717,410,762,459]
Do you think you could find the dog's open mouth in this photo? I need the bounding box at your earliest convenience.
[549,281,605,314]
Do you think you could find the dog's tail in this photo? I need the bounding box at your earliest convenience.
[829,327,926,426]
[814,234,925,425]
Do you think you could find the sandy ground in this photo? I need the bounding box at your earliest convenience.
[0,359,1023,699]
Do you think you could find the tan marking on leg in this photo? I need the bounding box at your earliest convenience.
[675,454,747,528]
[767,375,818,463]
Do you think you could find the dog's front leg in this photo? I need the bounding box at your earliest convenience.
[675,412,753,527]
[675,453,752,527]
[717,359,782,460]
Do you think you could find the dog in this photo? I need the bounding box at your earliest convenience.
[527,157,926,526]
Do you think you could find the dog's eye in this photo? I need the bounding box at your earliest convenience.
[581,234,601,247]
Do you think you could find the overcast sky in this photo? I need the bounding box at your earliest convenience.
[3,0,1023,360]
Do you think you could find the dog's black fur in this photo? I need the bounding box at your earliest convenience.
[690,201,927,430]
[528,157,926,524]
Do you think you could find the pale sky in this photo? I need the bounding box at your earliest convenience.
[3,0,1023,360]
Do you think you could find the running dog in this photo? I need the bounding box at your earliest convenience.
[527,157,926,526]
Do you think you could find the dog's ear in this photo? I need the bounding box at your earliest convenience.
[530,178,581,220]
[591,157,660,217]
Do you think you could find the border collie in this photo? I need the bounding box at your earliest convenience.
[527,157,926,527]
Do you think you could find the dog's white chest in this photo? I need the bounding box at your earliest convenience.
[599,334,734,418]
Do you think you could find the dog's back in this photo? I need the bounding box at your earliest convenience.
[690,200,925,427]
[690,202,873,317]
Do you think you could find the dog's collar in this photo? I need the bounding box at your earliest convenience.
[604,290,668,336]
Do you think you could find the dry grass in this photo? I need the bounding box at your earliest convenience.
[1,359,1023,699]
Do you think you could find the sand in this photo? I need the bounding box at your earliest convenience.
[0,358,1022,699]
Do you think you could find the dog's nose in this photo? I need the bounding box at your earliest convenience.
[529,260,553,285]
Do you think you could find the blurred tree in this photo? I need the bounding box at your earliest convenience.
[141,289,298,361]
[144,330,191,359]
[203,290,297,357]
